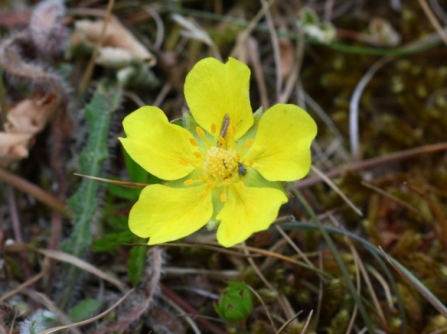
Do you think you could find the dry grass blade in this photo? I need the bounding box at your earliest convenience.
[246,284,276,332]
[407,184,447,250]
[367,266,394,310]
[161,294,201,334]
[362,181,425,217]
[26,291,82,334]
[295,142,447,189]
[242,242,295,323]
[35,248,127,291]
[38,289,134,334]
[0,269,46,302]
[300,310,313,334]
[349,56,393,160]
[74,173,148,188]
[310,165,362,216]
[275,310,303,334]
[0,167,71,218]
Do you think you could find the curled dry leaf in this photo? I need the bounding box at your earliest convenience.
[0,92,60,167]
[0,132,31,167]
[71,17,156,68]
[5,93,59,134]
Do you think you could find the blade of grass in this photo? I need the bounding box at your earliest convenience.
[290,188,375,333]
[379,247,447,317]
[280,221,407,334]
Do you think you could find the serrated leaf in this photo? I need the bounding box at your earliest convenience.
[58,80,122,309]
[70,299,103,322]
[128,242,146,286]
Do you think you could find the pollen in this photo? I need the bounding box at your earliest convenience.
[194,152,202,159]
[202,146,238,181]
[211,123,217,134]
[184,179,194,186]
[221,193,227,202]
[245,138,254,148]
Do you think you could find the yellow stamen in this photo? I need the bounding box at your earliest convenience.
[199,190,209,198]
[196,127,205,138]
[184,179,194,186]
[194,152,202,159]
[238,181,244,189]
[206,183,214,189]
[211,123,217,134]
[189,138,198,146]
[245,138,254,148]
[221,193,227,202]
[218,136,226,146]
[199,175,208,181]
[247,160,253,166]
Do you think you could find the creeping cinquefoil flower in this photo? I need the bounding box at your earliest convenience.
[119,57,317,247]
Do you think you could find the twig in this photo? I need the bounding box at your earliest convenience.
[311,165,362,216]
[295,142,447,188]
[7,185,32,280]
[0,167,71,218]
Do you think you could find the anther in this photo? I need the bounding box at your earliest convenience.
[221,193,227,202]
[184,179,194,186]
[245,139,254,148]
[238,181,244,189]
[211,123,217,134]
[218,136,226,146]
[189,138,198,146]
[196,127,205,138]
[194,152,202,158]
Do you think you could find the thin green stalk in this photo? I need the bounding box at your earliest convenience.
[280,222,407,334]
[290,188,375,333]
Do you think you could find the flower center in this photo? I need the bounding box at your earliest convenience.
[202,146,238,181]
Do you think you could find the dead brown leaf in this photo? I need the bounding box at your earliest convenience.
[0,92,59,167]
[5,92,58,134]
[71,17,156,67]
[0,132,32,167]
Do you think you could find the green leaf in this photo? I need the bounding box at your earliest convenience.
[214,281,253,322]
[92,231,135,252]
[128,242,147,286]
[70,299,103,322]
[107,182,142,201]
[58,80,122,309]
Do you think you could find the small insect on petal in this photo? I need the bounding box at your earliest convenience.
[237,162,246,176]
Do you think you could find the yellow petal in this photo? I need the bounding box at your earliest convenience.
[119,106,200,180]
[244,104,317,182]
[184,57,254,140]
[216,186,287,247]
[129,184,213,244]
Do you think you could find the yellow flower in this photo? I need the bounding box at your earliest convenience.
[119,57,317,247]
